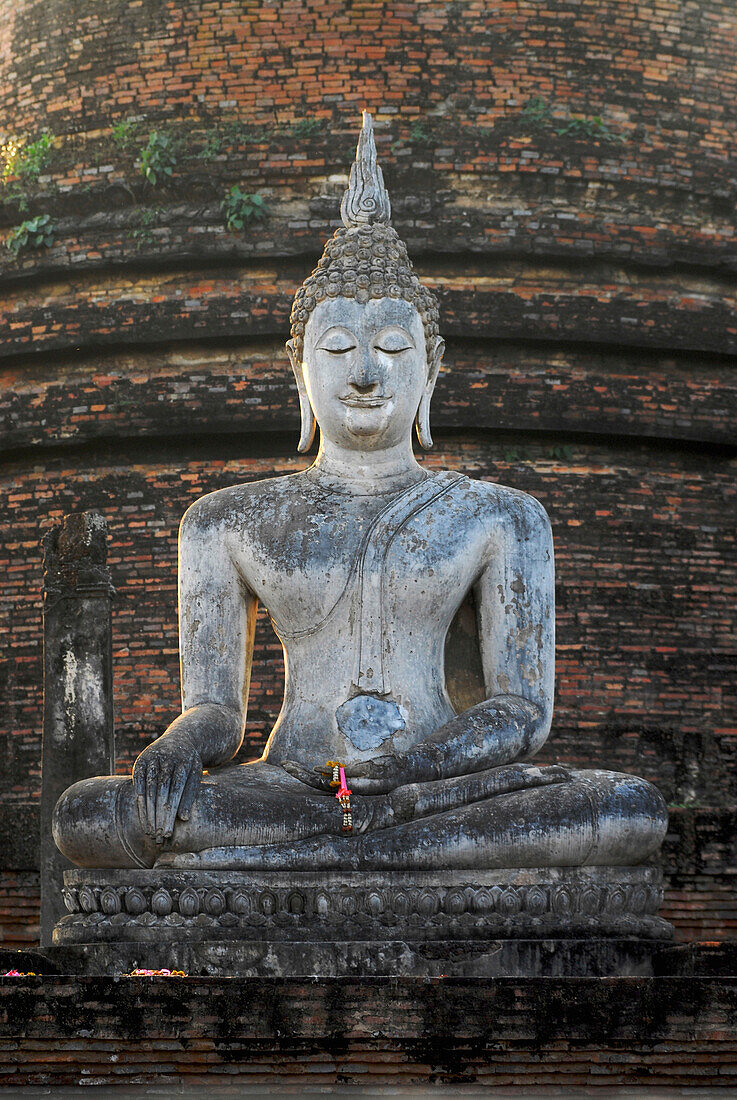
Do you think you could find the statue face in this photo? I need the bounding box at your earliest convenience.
[299,297,432,450]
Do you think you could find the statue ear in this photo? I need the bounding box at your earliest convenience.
[416,337,444,450]
[286,339,316,453]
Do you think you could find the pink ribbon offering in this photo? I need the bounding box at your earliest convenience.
[335,765,352,801]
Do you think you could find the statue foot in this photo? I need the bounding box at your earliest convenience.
[155,851,207,869]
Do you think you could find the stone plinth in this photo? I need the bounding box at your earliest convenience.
[53,866,672,976]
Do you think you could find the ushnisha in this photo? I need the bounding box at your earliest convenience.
[54,113,667,872]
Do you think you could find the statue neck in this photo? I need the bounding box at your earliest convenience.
[307,437,426,496]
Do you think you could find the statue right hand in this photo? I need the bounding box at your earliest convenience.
[132,730,203,844]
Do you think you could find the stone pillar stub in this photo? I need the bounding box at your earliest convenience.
[40,512,115,948]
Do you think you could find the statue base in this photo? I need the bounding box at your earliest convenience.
[53,866,672,975]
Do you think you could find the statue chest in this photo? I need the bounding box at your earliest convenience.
[237,474,486,654]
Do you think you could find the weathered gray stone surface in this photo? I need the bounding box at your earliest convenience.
[48,115,669,965]
[7,939,736,980]
[48,937,673,979]
[54,866,671,975]
[57,866,669,940]
[39,512,115,947]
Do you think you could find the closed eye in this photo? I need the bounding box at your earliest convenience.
[320,344,356,354]
[376,345,412,354]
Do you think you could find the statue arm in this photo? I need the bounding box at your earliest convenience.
[132,499,257,841]
[337,493,555,794]
[472,491,555,754]
[413,492,555,774]
[177,503,257,763]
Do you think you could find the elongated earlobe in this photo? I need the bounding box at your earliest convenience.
[416,393,433,449]
[286,339,316,453]
[297,390,316,453]
[416,336,444,450]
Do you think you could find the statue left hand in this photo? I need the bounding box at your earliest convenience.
[282,754,406,795]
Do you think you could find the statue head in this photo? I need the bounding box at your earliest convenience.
[287,112,444,453]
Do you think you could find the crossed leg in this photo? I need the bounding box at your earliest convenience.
[54,761,343,869]
[54,760,667,871]
[158,768,666,871]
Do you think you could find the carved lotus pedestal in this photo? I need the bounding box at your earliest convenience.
[52,866,673,977]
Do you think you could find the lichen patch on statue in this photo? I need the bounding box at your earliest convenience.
[336,694,406,750]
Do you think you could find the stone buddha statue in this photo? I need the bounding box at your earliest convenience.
[53,113,667,877]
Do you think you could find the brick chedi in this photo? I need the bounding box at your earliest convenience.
[0,0,735,951]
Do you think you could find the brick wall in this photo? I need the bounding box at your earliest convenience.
[2,0,736,154]
[1,435,734,792]
[2,973,737,1088]
[0,0,734,946]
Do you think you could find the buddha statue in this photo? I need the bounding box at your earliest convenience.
[53,113,667,877]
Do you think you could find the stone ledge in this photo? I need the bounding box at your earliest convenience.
[46,937,674,978]
[8,939,737,979]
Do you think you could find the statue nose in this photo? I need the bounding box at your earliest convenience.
[349,356,381,392]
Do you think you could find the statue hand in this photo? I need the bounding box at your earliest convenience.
[346,755,403,794]
[281,760,332,792]
[132,730,203,844]
[282,754,407,795]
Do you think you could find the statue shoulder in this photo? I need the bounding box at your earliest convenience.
[459,475,552,540]
[179,473,303,540]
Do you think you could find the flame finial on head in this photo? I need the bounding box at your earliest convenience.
[340,111,391,228]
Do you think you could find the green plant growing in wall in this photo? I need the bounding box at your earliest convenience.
[503,447,528,463]
[1,133,54,184]
[548,444,574,459]
[503,444,574,463]
[223,120,254,145]
[196,119,302,161]
[221,185,268,231]
[140,131,178,186]
[17,133,54,182]
[555,115,623,143]
[6,214,56,257]
[520,95,624,145]
[2,183,30,214]
[520,96,553,128]
[285,117,323,138]
[198,129,226,161]
[112,117,143,152]
[409,120,434,144]
[131,206,163,249]
[218,120,260,147]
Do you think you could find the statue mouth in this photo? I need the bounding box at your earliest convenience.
[339,394,391,408]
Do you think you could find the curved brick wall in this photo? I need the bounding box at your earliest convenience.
[0,0,735,945]
[1,0,736,152]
